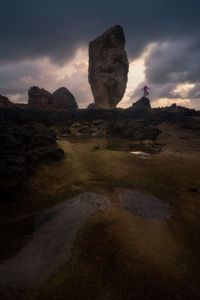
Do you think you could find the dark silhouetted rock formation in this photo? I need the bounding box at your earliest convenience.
[87,103,102,110]
[132,97,151,109]
[88,25,129,109]
[0,95,15,108]
[28,86,77,110]
[0,120,64,201]
[28,87,53,109]
[170,103,177,109]
[53,87,78,110]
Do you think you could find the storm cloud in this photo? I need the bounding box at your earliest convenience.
[145,40,200,85]
[1,0,200,64]
[0,0,200,108]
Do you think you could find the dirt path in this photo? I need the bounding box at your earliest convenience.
[0,193,110,288]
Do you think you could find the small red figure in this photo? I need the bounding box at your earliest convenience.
[141,85,150,97]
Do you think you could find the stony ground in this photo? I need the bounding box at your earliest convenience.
[0,123,200,299]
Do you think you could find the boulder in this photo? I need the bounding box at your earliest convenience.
[53,87,78,110]
[87,103,101,110]
[28,86,77,110]
[28,87,53,109]
[170,103,177,109]
[0,95,15,108]
[132,97,151,109]
[0,121,64,201]
[88,25,129,109]
[67,121,106,137]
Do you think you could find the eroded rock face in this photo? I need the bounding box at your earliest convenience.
[0,120,64,201]
[53,87,78,109]
[28,86,78,110]
[132,97,151,109]
[88,25,129,109]
[28,87,53,109]
[0,95,15,108]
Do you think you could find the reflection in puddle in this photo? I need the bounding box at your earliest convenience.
[130,151,150,158]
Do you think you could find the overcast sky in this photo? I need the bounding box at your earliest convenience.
[0,0,200,109]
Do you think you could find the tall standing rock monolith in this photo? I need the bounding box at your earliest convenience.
[88,25,129,109]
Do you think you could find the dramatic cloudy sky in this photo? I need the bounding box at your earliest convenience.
[0,0,200,109]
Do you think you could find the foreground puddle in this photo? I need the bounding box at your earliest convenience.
[119,190,170,222]
[130,151,150,158]
[0,193,110,288]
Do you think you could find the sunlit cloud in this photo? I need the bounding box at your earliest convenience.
[1,44,200,110]
[152,98,192,108]
[120,55,146,108]
[2,47,93,107]
[172,83,195,98]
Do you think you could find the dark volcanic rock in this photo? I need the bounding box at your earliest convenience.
[25,124,64,164]
[88,25,129,109]
[28,86,77,110]
[64,118,161,140]
[0,95,15,108]
[68,120,106,136]
[87,103,99,110]
[107,121,161,140]
[0,121,64,201]
[132,97,151,109]
[53,87,78,110]
[170,103,177,109]
[150,105,199,125]
[28,87,53,109]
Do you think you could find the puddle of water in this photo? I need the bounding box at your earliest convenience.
[0,193,110,288]
[130,151,150,158]
[119,190,170,222]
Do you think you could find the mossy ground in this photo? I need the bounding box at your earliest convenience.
[1,132,200,299]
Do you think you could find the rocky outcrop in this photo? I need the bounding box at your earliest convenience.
[63,119,161,141]
[132,97,151,109]
[0,121,64,201]
[53,87,78,110]
[0,95,15,108]
[28,86,77,110]
[28,87,53,109]
[66,120,106,137]
[87,103,100,110]
[88,25,129,109]
[106,121,160,140]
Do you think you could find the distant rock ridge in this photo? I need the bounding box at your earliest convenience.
[28,86,78,110]
[88,25,129,109]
